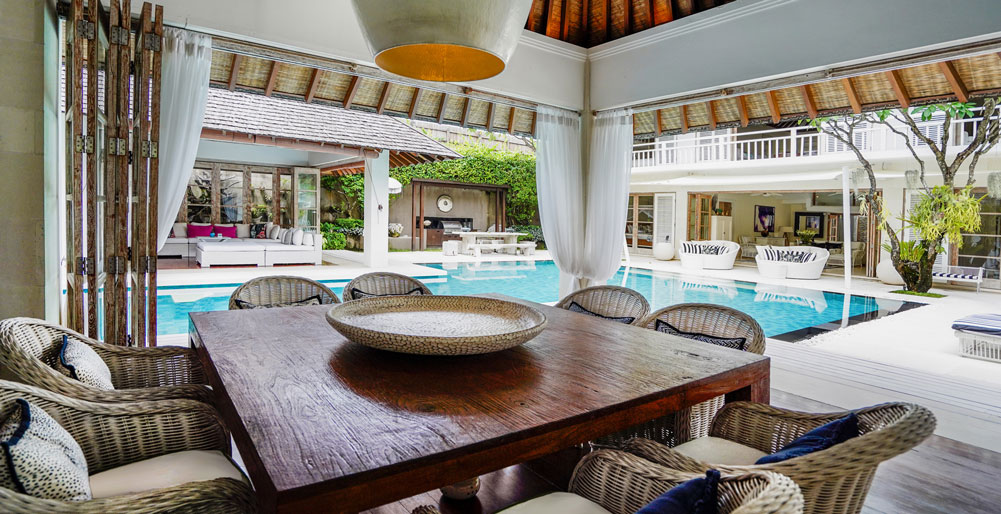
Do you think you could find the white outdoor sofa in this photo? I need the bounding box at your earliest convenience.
[755,245,830,280]
[160,222,268,258]
[196,227,321,268]
[679,240,740,270]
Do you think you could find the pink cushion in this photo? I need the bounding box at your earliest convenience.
[187,223,213,237]
[214,225,237,238]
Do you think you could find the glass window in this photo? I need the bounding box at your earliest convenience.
[186,168,212,223]
[250,172,273,223]
[219,170,244,223]
[279,174,293,227]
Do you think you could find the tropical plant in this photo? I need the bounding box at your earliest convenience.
[320,223,347,250]
[796,229,818,245]
[321,175,365,218]
[511,224,546,249]
[808,98,1000,292]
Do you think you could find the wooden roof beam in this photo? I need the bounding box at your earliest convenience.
[707,101,718,130]
[507,107,517,134]
[681,104,689,133]
[545,0,561,39]
[736,96,749,127]
[304,69,321,103]
[651,0,673,24]
[579,0,590,46]
[938,60,969,103]
[655,109,663,136]
[885,70,911,109]
[841,78,862,114]
[561,0,574,41]
[800,85,818,119]
[485,102,495,130]
[408,88,422,118]
[766,90,781,124]
[264,61,279,96]
[228,54,243,90]
[460,97,472,127]
[531,111,537,137]
[437,94,448,124]
[376,82,390,114]
[342,75,359,109]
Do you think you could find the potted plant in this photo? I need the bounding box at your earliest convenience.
[796,229,818,245]
[388,223,403,238]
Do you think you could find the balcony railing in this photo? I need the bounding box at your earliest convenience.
[632,108,996,169]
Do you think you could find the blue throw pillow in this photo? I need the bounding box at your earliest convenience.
[636,469,720,514]
[756,412,859,464]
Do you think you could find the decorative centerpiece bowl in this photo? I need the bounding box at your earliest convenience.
[325,295,547,356]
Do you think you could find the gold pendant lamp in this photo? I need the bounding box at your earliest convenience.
[350,0,534,82]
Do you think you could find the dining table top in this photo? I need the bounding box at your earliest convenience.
[190,294,769,513]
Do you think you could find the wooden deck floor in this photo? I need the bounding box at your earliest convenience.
[367,389,1001,514]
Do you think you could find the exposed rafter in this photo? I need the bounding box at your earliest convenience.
[527,0,720,47]
[885,70,911,108]
[655,109,663,136]
[938,60,969,103]
[304,69,321,103]
[736,96,749,127]
[460,97,472,126]
[408,88,422,118]
[342,75,359,109]
[680,104,689,133]
[437,94,448,124]
[507,107,517,134]
[841,77,862,114]
[485,102,495,130]
[228,54,243,90]
[766,90,781,123]
[376,82,390,114]
[264,61,279,96]
[800,85,818,119]
[707,101,717,130]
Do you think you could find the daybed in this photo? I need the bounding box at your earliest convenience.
[679,240,740,270]
[755,245,829,280]
[195,226,321,268]
[952,313,1001,362]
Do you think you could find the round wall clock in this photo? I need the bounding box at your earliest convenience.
[437,194,454,213]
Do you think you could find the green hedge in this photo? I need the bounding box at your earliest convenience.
[320,226,347,250]
[390,143,538,226]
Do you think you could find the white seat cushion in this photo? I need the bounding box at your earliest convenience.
[196,242,264,251]
[89,450,247,499]
[672,436,767,465]
[266,243,313,252]
[499,492,611,514]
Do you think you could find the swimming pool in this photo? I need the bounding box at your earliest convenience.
[157,260,918,340]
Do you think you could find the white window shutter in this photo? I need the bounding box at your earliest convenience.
[653,193,675,246]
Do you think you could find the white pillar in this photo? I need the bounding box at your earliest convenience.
[363,151,390,268]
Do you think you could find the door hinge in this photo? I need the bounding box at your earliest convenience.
[75,135,95,154]
[75,257,94,275]
[76,20,95,40]
[109,26,129,46]
[143,34,161,52]
[107,256,127,274]
[108,137,127,156]
[140,140,158,159]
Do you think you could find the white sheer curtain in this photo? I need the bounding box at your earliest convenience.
[157,28,212,250]
[535,106,586,297]
[581,108,634,285]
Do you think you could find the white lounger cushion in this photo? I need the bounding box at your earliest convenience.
[671,436,767,465]
[196,242,264,251]
[267,243,314,252]
[89,450,247,499]
[291,229,304,246]
[499,492,611,514]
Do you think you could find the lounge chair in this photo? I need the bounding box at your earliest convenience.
[342,272,433,302]
[228,275,340,309]
[412,449,804,514]
[555,285,650,325]
[953,313,1001,362]
[755,245,829,280]
[679,240,740,270]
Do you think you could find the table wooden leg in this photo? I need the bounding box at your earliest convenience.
[724,374,770,404]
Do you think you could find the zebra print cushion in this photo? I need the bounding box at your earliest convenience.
[0,399,91,501]
[932,272,979,280]
[349,287,426,300]
[654,320,747,351]
[567,301,636,324]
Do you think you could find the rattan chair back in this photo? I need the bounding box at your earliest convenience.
[341,272,433,302]
[229,275,339,310]
[0,317,210,404]
[640,303,766,354]
[555,285,650,325]
[0,380,256,513]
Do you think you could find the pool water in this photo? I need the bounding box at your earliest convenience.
[157,260,916,339]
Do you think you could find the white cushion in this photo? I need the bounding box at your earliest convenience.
[56,338,114,390]
[282,230,293,245]
[189,222,211,227]
[672,436,767,466]
[236,223,251,238]
[268,225,281,239]
[291,229,304,246]
[301,232,314,247]
[197,242,265,252]
[266,243,313,252]
[499,492,611,514]
[171,222,187,238]
[89,450,247,499]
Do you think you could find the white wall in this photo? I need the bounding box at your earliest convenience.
[589,0,1001,110]
[149,0,587,110]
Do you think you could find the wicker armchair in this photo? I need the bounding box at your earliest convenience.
[595,304,765,448]
[0,380,256,513]
[622,402,936,514]
[228,275,339,310]
[411,449,803,514]
[555,285,650,325]
[341,272,433,302]
[0,317,211,404]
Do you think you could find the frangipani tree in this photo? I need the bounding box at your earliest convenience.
[809,97,1000,292]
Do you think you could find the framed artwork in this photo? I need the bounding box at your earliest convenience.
[795,211,825,238]
[754,205,775,234]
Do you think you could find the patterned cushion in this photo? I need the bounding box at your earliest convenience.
[250,223,269,239]
[567,301,636,324]
[0,399,91,501]
[349,287,426,301]
[654,320,747,351]
[933,272,978,280]
[233,295,323,310]
[57,336,114,390]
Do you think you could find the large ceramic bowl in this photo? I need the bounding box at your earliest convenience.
[325,295,547,356]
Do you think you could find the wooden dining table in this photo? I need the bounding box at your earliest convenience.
[189,294,769,514]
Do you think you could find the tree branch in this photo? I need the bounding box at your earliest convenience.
[870,114,929,190]
[892,109,951,182]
